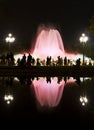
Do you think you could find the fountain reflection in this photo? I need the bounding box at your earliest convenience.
[0,75,94,124]
[1,75,85,107]
[31,76,76,108]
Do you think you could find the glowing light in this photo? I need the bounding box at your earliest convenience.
[65,77,76,84]
[32,27,65,60]
[79,33,88,65]
[5,33,15,43]
[9,33,12,37]
[79,95,88,106]
[7,100,10,104]
[79,33,88,43]
[5,33,15,53]
[15,26,92,63]
[4,94,14,105]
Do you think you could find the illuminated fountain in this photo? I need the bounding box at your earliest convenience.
[14,25,91,64]
[32,26,65,60]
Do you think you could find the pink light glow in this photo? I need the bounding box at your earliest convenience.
[66,77,76,84]
[31,77,65,107]
[32,26,65,60]
[15,25,85,62]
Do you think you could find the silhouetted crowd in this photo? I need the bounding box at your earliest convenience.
[0,52,93,66]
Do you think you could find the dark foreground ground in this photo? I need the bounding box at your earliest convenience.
[0,65,94,77]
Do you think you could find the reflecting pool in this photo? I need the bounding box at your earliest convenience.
[0,76,94,126]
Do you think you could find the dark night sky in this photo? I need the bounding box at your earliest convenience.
[0,0,94,53]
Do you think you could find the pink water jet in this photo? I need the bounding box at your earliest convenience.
[31,77,65,107]
[32,26,66,60]
[15,25,80,61]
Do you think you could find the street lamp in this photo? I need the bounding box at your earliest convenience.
[79,33,88,65]
[5,33,15,53]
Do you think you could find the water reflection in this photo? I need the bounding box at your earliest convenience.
[80,95,88,106]
[0,74,94,126]
[3,77,14,105]
[32,77,65,107]
[0,76,93,114]
[31,76,76,108]
[78,77,91,107]
[4,93,14,104]
[0,76,77,108]
[0,76,92,108]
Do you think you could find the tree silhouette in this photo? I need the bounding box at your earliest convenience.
[85,16,94,36]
